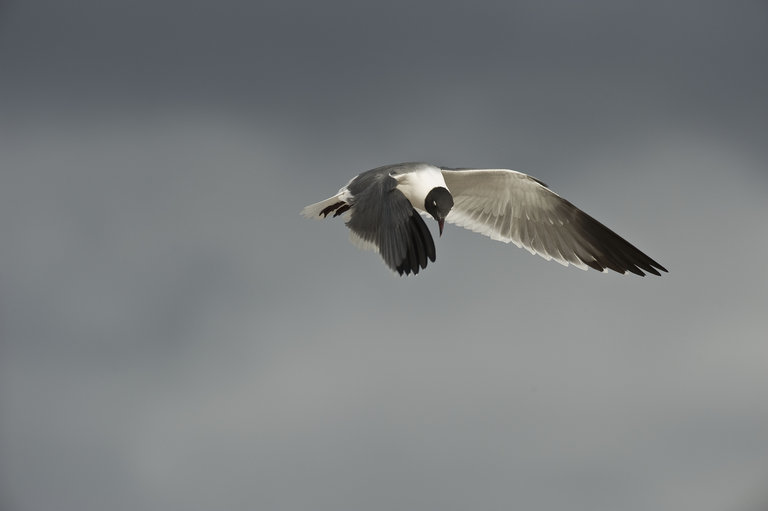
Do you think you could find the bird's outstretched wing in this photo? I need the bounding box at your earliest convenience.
[346,172,436,276]
[441,168,667,276]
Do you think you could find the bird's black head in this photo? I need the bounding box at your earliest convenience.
[424,187,454,236]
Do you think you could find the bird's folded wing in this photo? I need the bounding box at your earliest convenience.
[346,174,436,276]
[440,168,666,276]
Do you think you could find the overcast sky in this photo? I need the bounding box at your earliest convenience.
[1,1,768,510]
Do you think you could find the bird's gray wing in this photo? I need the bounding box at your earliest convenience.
[346,171,436,276]
[441,168,666,276]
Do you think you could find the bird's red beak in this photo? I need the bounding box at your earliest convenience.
[438,218,445,236]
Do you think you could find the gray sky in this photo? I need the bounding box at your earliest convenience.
[2,1,768,510]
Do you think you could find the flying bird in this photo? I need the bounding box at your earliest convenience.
[302,162,667,277]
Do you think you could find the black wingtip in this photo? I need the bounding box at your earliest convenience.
[568,205,668,278]
[394,213,437,276]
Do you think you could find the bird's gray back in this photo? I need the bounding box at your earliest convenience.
[347,162,430,195]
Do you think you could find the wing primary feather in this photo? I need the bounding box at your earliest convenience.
[413,213,436,263]
[394,210,437,276]
[569,206,666,276]
[411,214,428,269]
[404,220,419,275]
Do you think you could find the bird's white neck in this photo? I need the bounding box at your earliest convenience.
[393,164,447,212]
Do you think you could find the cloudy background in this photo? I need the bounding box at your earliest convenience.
[1,1,768,510]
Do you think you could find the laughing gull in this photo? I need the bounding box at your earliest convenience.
[302,162,667,277]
